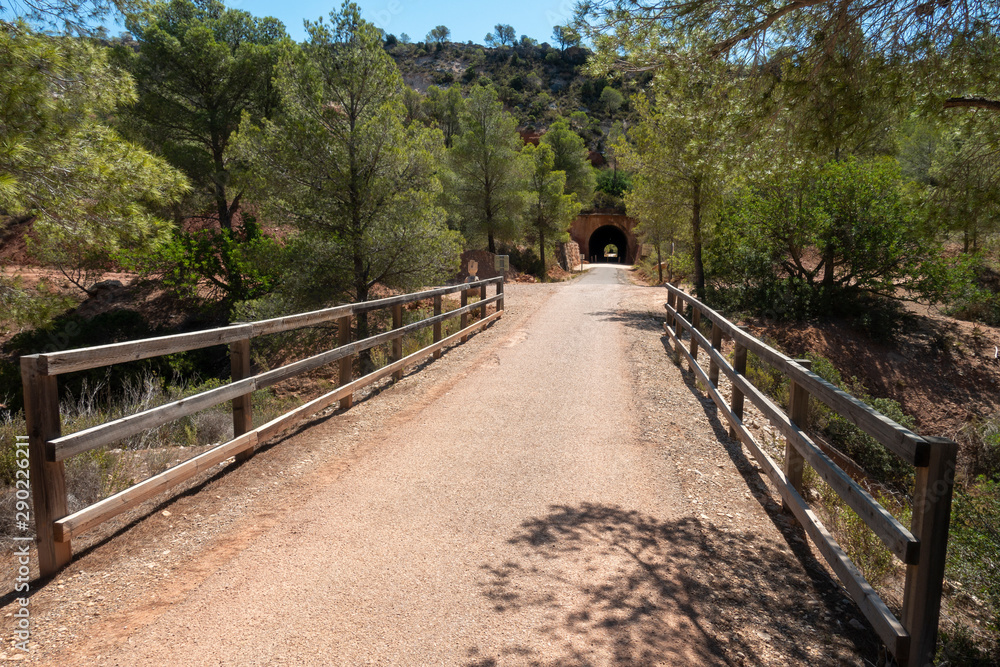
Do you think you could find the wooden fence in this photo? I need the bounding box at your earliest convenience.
[663,283,955,667]
[22,277,505,578]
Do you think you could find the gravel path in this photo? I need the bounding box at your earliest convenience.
[7,266,878,665]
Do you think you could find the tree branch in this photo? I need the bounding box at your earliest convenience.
[943,97,1000,112]
[708,0,832,57]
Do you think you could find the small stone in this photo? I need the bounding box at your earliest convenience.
[161,510,172,517]
[848,619,866,631]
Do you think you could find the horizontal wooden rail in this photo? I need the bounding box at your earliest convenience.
[53,311,502,543]
[36,278,503,376]
[24,277,504,577]
[665,303,919,564]
[665,321,909,655]
[663,310,910,655]
[47,293,501,461]
[663,283,955,667]
[668,291,927,466]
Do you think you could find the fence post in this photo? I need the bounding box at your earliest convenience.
[498,278,504,312]
[479,283,487,320]
[231,336,253,463]
[689,307,701,372]
[392,303,404,382]
[729,343,747,439]
[460,289,469,343]
[902,436,958,667]
[433,295,443,360]
[708,321,723,387]
[21,356,72,577]
[338,315,353,410]
[783,360,811,516]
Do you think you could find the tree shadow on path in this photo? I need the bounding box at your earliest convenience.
[469,503,874,667]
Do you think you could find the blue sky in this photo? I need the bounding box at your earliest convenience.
[118,0,581,44]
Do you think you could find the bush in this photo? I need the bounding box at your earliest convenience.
[948,478,1000,635]
[950,265,1000,326]
[745,346,790,409]
[0,411,27,486]
[2,309,230,413]
[937,624,999,666]
[595,168,631,196]
[824,393,916,489]
[725,336,915,488]
[708,158,972,323]
[599,86,623,113]
[818,482,906,587]
[633,253,663,284]
[497,244,543,277]
[959,414,1000,482]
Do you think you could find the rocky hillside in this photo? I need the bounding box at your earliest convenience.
[385,39,646,145]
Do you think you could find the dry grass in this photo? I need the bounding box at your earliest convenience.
[0,374,301,541]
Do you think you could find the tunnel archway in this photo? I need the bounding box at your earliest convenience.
[588,225,629,263]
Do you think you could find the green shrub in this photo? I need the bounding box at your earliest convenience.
[937,623,999,666]
[707,158,970,334]
[818,482,907,587]
[948,479,1000,635]
[824,394,916,489]
[0,276,77,334]
[2,308,231,413]
[959,414,1000,481]
[633,253,663,285]
[595,168,632,198]
[948,264,1000,327]
[744,343,790,408]
[498,244,543,277]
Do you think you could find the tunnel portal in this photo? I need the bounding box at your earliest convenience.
[587,225,630,264]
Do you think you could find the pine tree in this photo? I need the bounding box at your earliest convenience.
[446,85,527,253]
[541,120,596,208]
[233,2,461,357]
[0,23,187,296]
[522,143,581,281]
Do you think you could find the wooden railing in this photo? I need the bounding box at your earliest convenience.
[22,277,505,577]
[663,283,955,667]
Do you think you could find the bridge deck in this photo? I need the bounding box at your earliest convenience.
[22,266,876,665]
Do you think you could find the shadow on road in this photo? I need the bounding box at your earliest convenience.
[469,502,874,666]
[589,309,666,333]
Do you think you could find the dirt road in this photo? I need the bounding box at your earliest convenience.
[11,266,878,665]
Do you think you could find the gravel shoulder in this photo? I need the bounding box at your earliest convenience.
[2,267,878,665]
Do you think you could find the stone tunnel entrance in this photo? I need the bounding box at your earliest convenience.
[588,225,629,263]
[570,213,638,265]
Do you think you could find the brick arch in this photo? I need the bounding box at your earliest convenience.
[569,213,639,264]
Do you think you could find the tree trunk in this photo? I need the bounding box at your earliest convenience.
[213,148,244,303]
[692,179,705,299]
[354,262,373,374]
[488,231,496,254]
[539,226,546,282]
[213,145,234,232]
[656,241,662,284]
[822,245,835,286]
